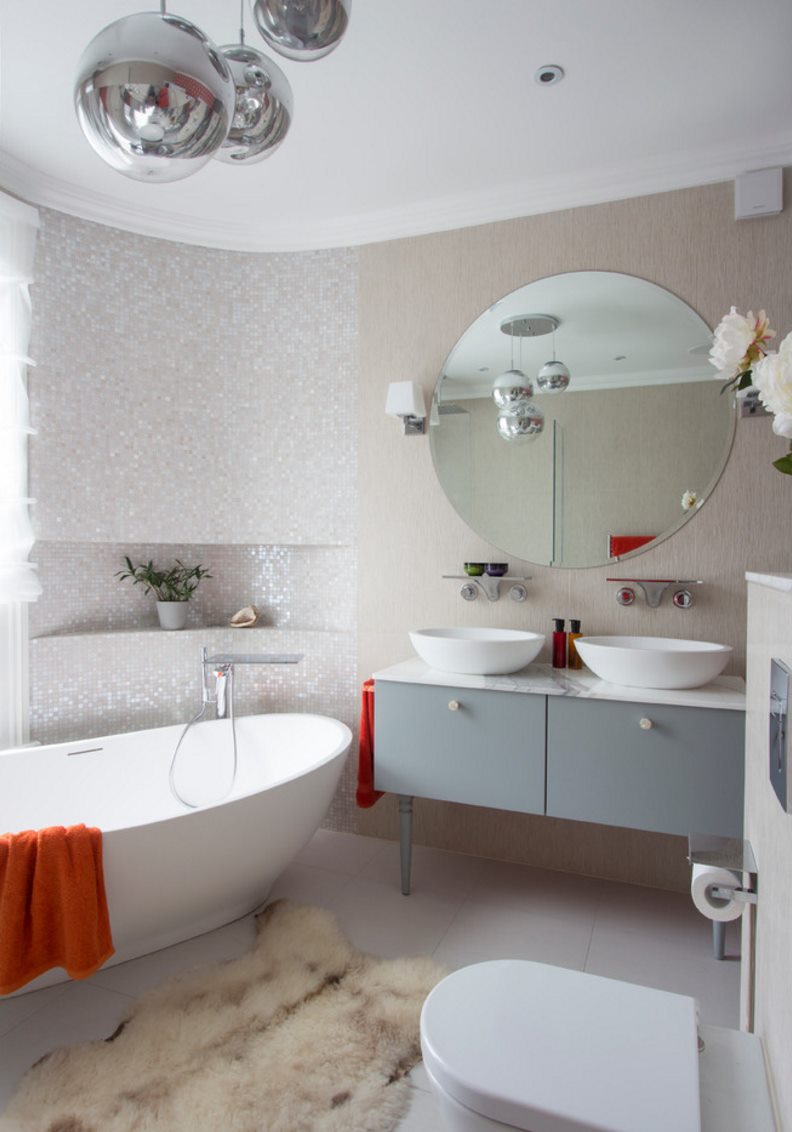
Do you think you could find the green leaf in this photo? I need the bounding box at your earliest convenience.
[772,453,792,476]
[719,369,753,396]
[115,555,211,600]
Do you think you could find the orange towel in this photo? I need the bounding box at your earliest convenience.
[0,824,114,995]
[356,678,383,808]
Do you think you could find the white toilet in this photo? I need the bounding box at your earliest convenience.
[420,960,702,1132]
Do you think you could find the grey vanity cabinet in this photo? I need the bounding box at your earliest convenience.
[545,697,745,838]
[373,681,546,814]
[373,672,745,895]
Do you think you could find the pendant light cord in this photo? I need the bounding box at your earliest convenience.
[240,0,246,43]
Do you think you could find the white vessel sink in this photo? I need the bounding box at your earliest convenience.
[575,635,732,690]
[409,627,545,675]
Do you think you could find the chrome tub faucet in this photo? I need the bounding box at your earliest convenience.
[200,646,303,720]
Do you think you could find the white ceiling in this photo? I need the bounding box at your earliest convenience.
[2,0,791,252]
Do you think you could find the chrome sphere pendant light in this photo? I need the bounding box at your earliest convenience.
[250,0,351,61]
[74,2,234,183]
[216,1,293,163]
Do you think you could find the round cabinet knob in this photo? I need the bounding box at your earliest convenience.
[639,717,653,730]
[448,699,460,711]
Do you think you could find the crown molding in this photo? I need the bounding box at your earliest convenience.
[1,134,791,254]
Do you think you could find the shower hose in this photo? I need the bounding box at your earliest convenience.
[168,665,239,809]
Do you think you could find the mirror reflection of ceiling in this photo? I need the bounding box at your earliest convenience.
[441,272,714,398]
[431,272,737,570]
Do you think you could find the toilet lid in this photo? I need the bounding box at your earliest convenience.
[420,961,701,1132]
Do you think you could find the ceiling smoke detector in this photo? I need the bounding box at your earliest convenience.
[534,64,565,86]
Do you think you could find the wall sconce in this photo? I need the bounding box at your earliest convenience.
[386,381,426,435]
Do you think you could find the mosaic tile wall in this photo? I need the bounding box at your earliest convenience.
[26,210,361,831]
[29,209,358,546]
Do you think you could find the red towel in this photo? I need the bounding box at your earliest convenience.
[356,678,383,808]
[0,824,115,994]
[608,534,655,558]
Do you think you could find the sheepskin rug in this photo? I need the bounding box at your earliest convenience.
[4,900,448,1132]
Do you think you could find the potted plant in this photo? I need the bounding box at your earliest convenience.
[116,557,212,630]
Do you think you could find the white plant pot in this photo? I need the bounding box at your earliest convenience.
[156,601,188,630]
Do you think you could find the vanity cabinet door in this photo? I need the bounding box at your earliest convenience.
[546,698,744,837]
[374,681,546,814]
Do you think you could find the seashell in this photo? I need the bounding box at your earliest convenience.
[230,604,259,628]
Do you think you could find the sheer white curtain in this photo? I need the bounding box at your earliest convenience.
[0,190,39,748]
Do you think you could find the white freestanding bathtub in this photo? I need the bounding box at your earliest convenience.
[0,712,351,995]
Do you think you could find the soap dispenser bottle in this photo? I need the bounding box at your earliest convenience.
[568,619,582,670]
[552,619,567,668]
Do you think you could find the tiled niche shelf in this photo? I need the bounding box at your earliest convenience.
[30,540,357,639]
[31,625,323,640]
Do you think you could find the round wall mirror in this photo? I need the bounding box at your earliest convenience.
[430,271,736,568]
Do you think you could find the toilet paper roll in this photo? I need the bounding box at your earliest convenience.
[690,863,744,922]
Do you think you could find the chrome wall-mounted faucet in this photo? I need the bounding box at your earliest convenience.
[607,578,703,609]
[442,573,532,602]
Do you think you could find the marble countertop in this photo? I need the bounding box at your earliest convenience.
[373,657,746,711]
[746,570,792,593]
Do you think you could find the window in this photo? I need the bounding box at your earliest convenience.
[0,190,40,748]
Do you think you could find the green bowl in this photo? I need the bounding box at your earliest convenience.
[464,562,485,576]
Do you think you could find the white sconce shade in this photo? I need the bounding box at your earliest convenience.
[385,381,426,434]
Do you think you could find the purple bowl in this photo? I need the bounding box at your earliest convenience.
[485,563,508,576]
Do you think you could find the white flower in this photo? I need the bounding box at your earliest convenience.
[753,332,792,429]
[709,307,774,382]
[681,490,699,511]
[772,413,792,439]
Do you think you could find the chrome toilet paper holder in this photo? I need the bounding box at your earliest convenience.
[707,884,757,905]
[688,833,758,960]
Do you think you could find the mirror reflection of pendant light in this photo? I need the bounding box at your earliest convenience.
[493,370,535,409]
[74,1,235,183]
[496,401,545,442]
[215,0,293,163]
[536,326,571,392]
[251,0,351,61]
[492,320,532,407]
[493,320,544,441]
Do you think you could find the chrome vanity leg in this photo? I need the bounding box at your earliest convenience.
[398,795,413,895]
[712,920,726,960]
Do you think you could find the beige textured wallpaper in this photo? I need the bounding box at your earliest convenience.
[744,580,792,1130]
[357,173,792,892]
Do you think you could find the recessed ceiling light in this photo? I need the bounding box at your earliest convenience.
[613,355,627,361]
[534,65,565,86]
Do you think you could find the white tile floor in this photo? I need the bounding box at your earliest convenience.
[0,830,741,1129]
